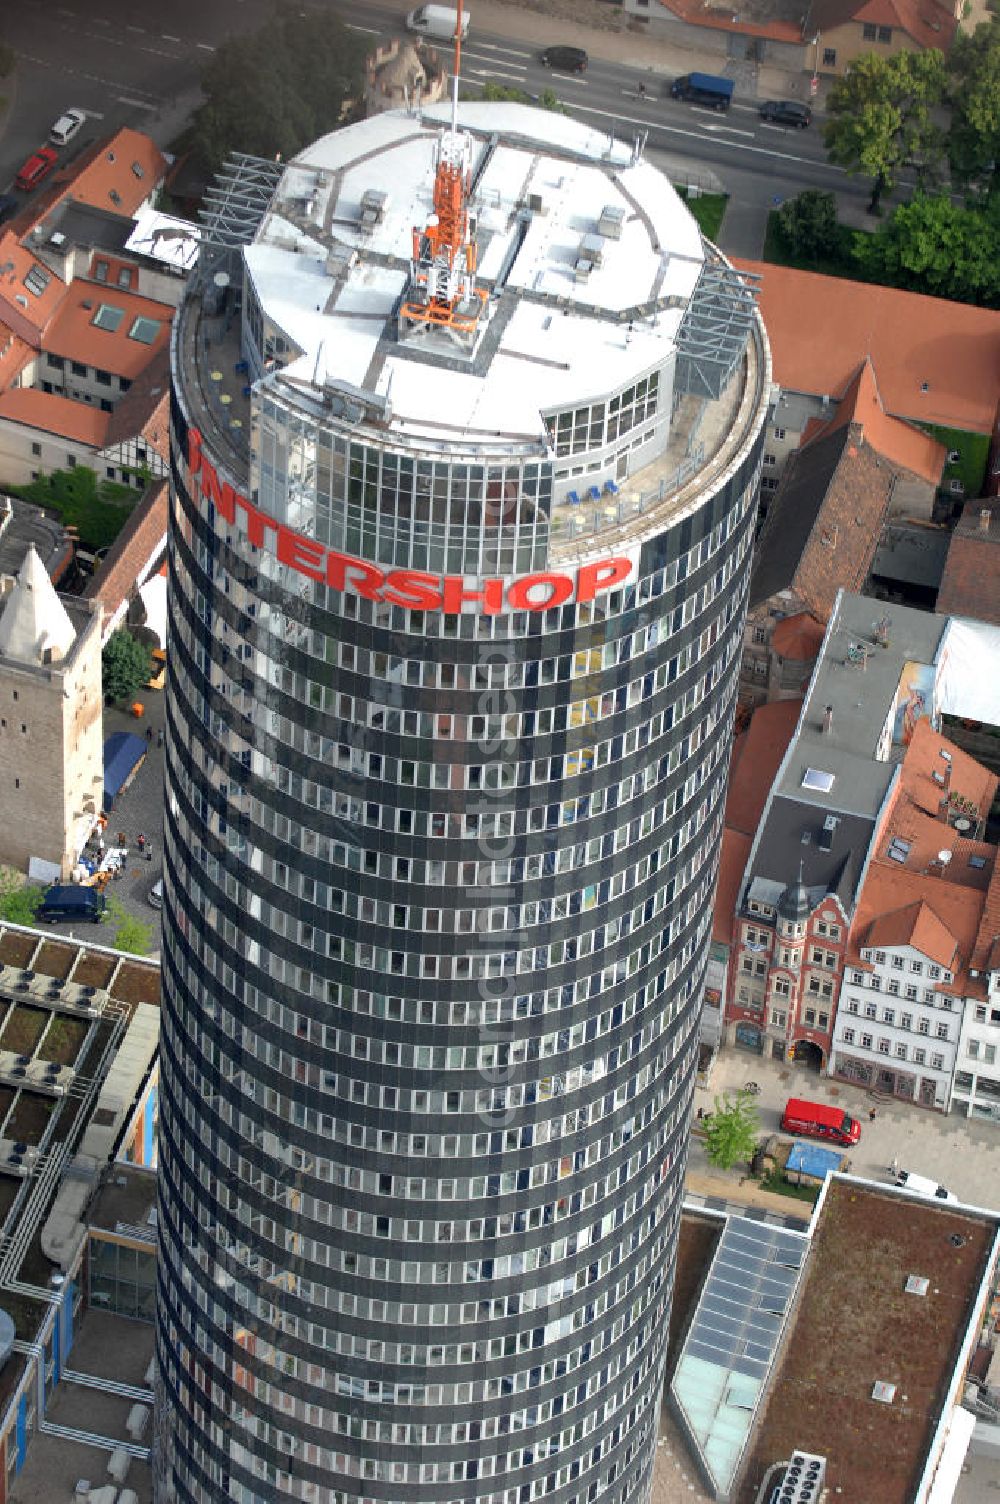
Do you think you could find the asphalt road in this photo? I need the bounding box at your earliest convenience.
[0,0,883,251]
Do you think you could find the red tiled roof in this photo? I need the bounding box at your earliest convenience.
[652,0,803,41]
[735,260,1000,434]
[104,347,170,461]
[936,500,1000,625]
[714,828,752,946]
[751,423,895,621]
[771,612,825,662]
[898,718,997,823]
[973,863,1000,973]
[866,900,959,970]
[824,359,946,487]
[725,699,802,836]
[0,229,67,343]
[851,864,986,995]
[810,0,958,50]
[86,480,168,623]
[0,388,110,446]
[47,130,168,221]
[43,285,172,382]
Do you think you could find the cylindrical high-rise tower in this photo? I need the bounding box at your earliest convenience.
[156,103,768,1504]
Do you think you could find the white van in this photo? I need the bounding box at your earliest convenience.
[406,5,470,41]
[895,1170,958,1204]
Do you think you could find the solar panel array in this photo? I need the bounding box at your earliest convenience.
[682,1216,808,1380]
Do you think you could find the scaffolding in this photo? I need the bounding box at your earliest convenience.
[675,252,761,402]
[196,152,285,283]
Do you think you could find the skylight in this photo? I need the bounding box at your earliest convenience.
[24,264,50,298]
[92,303,124,332]
[801,768,835,793]
[969,855,987,870]
[129,316,161,345]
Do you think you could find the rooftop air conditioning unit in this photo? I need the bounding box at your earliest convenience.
[780,1451,827,1503]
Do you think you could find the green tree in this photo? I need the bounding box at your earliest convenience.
[0,869,43,926]
[853,191,1000,304]
[824,50,947,214]
[480,83,567,113]
[947,16,1000,192]
[12,467,136,551]
[703,1091,760,1172]
[105,898,154,956]
[102,629,153,704]
[776,189,841,261]
[190,5,367,174]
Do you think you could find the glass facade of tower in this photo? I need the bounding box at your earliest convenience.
[157,393,760,1504]
[156,107,768,1504]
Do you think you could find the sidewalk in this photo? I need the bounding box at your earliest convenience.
[693,1046,1000,1211]
[471,0,833,107]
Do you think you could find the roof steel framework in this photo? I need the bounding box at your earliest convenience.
[676,253,761,402]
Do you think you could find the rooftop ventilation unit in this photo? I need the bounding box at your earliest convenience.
[872,1380,896,1404]
[598,204,625,240]
[818,813,839,852]
[905,1274,929,1296]
[325,246,356,278]
[359,188,388,232]
[527,191,546,215]
[778,1451,826,1504]
[49,231,67,250]
[575,233,605,282]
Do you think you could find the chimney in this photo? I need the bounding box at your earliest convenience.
[980,508,992,533]
[822,705,834,735]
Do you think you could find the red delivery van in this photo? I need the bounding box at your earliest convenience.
[781,1097,861,1147]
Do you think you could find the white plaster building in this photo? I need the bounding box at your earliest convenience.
[831,903,967,1111]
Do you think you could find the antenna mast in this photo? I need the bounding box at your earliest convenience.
[399,0,487,347]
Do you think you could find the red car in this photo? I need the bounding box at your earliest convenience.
[15,146,58,192]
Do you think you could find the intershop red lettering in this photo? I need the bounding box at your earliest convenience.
[185,427,634,614]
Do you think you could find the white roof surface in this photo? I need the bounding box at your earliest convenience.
[0,546,76,664]
[246,103,704,450]
[126,207,200,273]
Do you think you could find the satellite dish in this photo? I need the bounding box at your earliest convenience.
[938,850,952,865]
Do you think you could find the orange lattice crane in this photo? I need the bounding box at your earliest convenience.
[400,0,487,339]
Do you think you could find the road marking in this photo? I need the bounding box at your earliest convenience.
[474,41,533,59]
[469,67,526,83]
[162,34,181,42]
[345,22,381,33]
[701,122,755,138]
[576,100,843,173]
[196,43,216,51]
[117,97,157,112]
[126,24,146,33]
[553,73,589,86]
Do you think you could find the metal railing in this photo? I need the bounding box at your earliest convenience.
[550,444,706,544]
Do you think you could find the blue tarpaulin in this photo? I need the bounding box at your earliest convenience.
[103,732,147,813]
[786,1141,845,1182]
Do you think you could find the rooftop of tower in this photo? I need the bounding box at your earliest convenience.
[244,103,706,449]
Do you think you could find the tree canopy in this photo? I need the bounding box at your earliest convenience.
[853,191,1000,305]
[823,50,947,213]
[776,189,841,261]
[0,869,43,927]
[106,898,155,956]
[703,1091,760,1172]
[947,17,1000,192]
[190,5,368,173]
[102,629,153,704]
